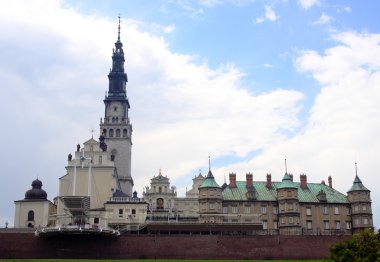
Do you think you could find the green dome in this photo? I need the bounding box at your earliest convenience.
[277,173,297,190]
[199,170,220,189]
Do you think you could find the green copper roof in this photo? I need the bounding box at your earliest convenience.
[276,173,297,189]
[199,170,220,189]
[222,180,349,203]
[347,175,370,192]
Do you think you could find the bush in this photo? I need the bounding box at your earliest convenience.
[329,229,380,262]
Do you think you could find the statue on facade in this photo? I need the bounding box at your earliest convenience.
[68,153,72,161]
[76,144,80,152]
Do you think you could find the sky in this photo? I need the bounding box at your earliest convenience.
[1,0,380,228]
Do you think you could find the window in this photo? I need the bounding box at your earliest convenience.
[307,220,312,230]
[261,206,267,214]
[132,209,136,215]
[99,156,102,164]
[273,221,278,229]
[306,207,312,216]
[210,216,215,223]
[288,203,293,210]
[123,129,128,137]
[116,129,121,137]
[287,190,292,197]
[289,217,294,224]
[94,217,99,224]
[346,221,351,229]
[109,129,114,137]
[335,221,341,230]
[27,210,34,221]
[324,220,330,230]
[159,187,162,193]
[354,205,359,212]
[323,206,329,215]
[281,217,285,224]
[334,207,339,215]
[280,203,285,211]
[362,205,367,211]
[355,218,360,225]
[262,220,268,230]
[273,206,278,214]
[232,206,238,214]
[222,206,227,214]
[347,207,351,215]
[209,203,215,210]
[363,218,368,225]
[245,206,251,214]
[114,106,118,112]
[118,209,123,218]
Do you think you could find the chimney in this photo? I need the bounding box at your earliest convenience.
[266,174,272,189]
[229,173,237,188]
[300,174,307,189]
[328,176,332,188]
[246,173,253,188]
[289,174,293,182]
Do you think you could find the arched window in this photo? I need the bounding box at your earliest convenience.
[123,129,127,137]
[109,129,114,137]
[116,117,118,123]
[116,129,121,137]
[27,210,34,221]
[102,129,107,137]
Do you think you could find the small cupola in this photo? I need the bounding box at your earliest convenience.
[25,179,47,200]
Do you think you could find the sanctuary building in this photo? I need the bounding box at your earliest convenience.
[14,19,374,236]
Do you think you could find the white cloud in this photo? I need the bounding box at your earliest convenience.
[299,0,319,10]
[312,12,332,25]
[255,17,265,24]
[198,0,222,7]
[264,63,274,68]
[222,32,380,227]
[265,6,278,22]
[0,0,304,226]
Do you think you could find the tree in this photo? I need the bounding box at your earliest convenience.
[329,229,380,262]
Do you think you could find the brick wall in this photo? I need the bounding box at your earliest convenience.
[0,231,349,259]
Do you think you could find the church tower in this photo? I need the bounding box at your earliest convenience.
[100,17,133,196]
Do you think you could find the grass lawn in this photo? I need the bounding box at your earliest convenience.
[0,259,325,262]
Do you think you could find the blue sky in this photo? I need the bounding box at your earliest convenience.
[1,0,380,228]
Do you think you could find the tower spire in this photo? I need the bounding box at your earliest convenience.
[355,162,358,177]
[208,156,211,171]
[118,15,121,41]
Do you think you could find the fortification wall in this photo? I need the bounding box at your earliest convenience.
[0,231,349,259]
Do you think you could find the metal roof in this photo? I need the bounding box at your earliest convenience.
[222,181,349,204]
[347,175,370,192]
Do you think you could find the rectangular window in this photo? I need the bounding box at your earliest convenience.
[273,206,278,214]
[94,217,99,224]
[209,203,215,210]
[307,220,312,230]
[289,217,294,224]
[245,206,251,214]
[346,221,352,229]
[306,207,312,216]
[281,217,285,224]
[273,221,278,229]
[355,218,360,225]
[354,205,359,212]
[362,205,367,211]
[347,207,351,215]
[335,221,341,230]
[324,220,330,230]
[323,206,329,215]
[118,209,123,218]
[280,204,285,211]
[261,206,267,214]
[132,209,136,215]
[232,206,238,214]
[99,156,102,164]
[363,218,368,225]
[334,207,339,215]
[288,203,293,210]
[262,220,268,230]
[222,206,227,214]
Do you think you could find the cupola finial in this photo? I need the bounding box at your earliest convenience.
[208,156,211,171]
[285,158,288,174]
[355,162,358,177]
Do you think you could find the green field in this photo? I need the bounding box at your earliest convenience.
[0,260,325,262]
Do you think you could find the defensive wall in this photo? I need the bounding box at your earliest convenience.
[0,230,350,260]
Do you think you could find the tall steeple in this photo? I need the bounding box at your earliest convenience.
[100,17,133,196]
